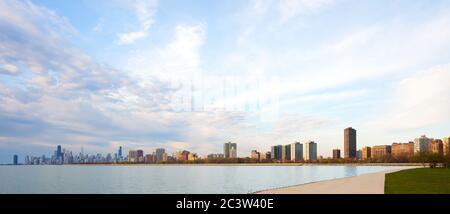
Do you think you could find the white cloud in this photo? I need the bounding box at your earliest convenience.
[116,31,148,45]
[376,64,450,131]
[116,0,158,45]
[0,63,18,74]
[279,0,334,23]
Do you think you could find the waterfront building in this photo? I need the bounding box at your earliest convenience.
[304,141,317,161]
[281,144,291,161]
[332,149,341,159]
[414,135,433,153]
[145,154,154,163]
[155,148,165,162]
[290,142,303,162]
[271,145,282,160]
[356,150,362,159]
[136,150,144,163]
[224,142,237,158]
[13,154,18,165]
[362,146,371,160]
[250,150,260,160]
[443,137,450,156]
[391,142,414,159]
[371,145,391,159]
[344,127,357,158]
[429,139,444,156]
[128,150,138,162]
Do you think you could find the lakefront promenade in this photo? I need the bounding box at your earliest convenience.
[254,166,419,194]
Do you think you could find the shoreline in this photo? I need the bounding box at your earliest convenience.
[253,166,419,194]
[0,163,425,167]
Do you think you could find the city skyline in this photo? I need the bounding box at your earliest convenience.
[1,0,450,163]
[8,126,450,164]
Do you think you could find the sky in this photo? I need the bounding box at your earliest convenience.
[1,0,450,163]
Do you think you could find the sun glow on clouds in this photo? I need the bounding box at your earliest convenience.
[1,0,450,162]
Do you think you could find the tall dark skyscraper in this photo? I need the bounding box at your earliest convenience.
[344,127,357,158]
[118,146,123,159]
[13,154,18,165]
[271,145,283,160]
[57,145,62,159]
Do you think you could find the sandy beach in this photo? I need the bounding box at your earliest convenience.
[254,166,419,194]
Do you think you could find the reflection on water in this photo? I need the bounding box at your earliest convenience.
[0,165,407,193]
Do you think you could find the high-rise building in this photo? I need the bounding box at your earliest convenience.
[428,139,444,156]
[281,144,291,161]
[13,154,18,165]
[118,146,123,160]
[362,146,371,160]
[332,149,341,159]
[304,141,317,161]
[155,148,165,162]
[271,145,282,160]
[136,150,144,163]
[56,145,63,163]
[356,149,362,159]
[391,142,414,159]
[290,142,303,162]
[414,135,433,153]
[443,136,450,156]
[224,142,237,158]
[145,154,154,163]
[371,145,391,159]
[128,150,138,163]
[344,127,357,158]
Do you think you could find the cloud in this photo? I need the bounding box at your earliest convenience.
[116,0,158,45]
[0,63,18,74]
[278,0,334,23]
[375,64,450,131]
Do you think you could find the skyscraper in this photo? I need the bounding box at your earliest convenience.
[57,145,62,159]
[13,154,18,165]
[118,146,123,160]
[224,142,237,158]
[155,148,165,162]
[128,150,138,163]
[271,145,282,160]
[332,149,341,159]
[344,127,357,158]
[304,141,317,161]
[281,144,291,161]
[290,142,303,162]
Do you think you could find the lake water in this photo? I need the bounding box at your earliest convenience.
[0,165,407,194]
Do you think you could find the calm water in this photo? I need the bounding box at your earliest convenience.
[0,165,406,194]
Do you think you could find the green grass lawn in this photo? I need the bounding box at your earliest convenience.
[385,168,450,194]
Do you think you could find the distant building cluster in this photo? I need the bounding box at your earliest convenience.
[11,128,450,165]
[332,128,450,161]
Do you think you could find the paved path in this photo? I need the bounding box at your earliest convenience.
[255,167,417,194]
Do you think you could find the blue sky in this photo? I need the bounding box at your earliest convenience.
[1,0,450,163]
